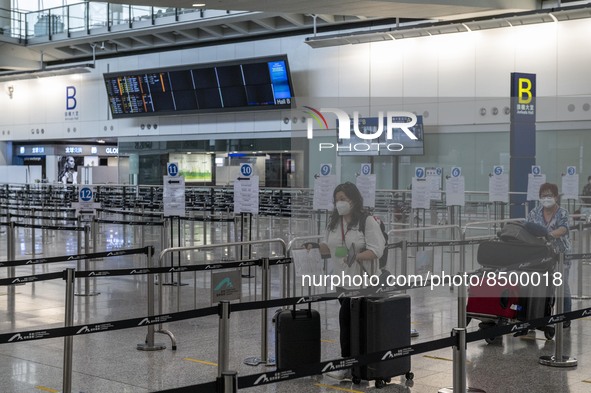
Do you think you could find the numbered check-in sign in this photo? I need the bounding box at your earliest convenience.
[240,163,253,177]
[493,165,504,176]
[567,166,576,176]
[415,167,425,179]
[436,167,442,176]
[79,187,93,202]
[531,165,541,175]
[320,164,332,176]
[360,163,372,175]
[167,162,179,177]
[451,167,462,178]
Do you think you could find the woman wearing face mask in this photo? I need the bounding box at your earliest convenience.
[527,182,572,326]
[319,182,385,380]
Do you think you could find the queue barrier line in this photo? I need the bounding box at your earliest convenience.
[94,218,165,226]
[13,222,83,231]
[0,256,290,285]
[386,239,488,250]
[0,246,151,268]
[154,305,591,393]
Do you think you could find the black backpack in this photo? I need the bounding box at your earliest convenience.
[359,212,389,269]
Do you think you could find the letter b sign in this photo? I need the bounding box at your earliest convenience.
[66,86,77,110]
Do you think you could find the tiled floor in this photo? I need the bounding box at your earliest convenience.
[0,217,589,393]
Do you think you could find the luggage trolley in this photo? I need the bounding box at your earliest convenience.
[466,238,557,344]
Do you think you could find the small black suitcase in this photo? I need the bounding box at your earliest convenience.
[275,305,321,369]
[350,295,413,388]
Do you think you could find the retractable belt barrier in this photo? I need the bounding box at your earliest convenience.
[94,218,164,226]
[387,239,487,249]
[97,208,164,218]
[152,303,591,393]
[0,256,290,287]
[0,246,150,268]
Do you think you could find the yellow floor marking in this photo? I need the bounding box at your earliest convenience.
[315,383,365,393]
[582,379,591,384]
[183,357,218,367]
[424,355,471,364]
[35,386,59,393]
[321,339,336,343]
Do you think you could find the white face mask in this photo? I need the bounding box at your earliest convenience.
[540,197,555,208]
[335,200,352,216]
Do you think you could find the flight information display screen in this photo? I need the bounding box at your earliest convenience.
[104,56,294,118]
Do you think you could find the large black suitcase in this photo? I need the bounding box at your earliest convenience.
[275,306,321,369]
[350,295,413,388]
[477,240,551,268]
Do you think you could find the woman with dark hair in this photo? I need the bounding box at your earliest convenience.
[319,182,385,380]
[527,182,572,326]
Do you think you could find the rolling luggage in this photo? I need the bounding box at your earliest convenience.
[477,240,550,269]
[350,295,413,388]
[466,276,520,319]
[274,305,321,369]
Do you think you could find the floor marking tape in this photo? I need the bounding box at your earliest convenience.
[183,357,218,367]
[321,339,336,343]
[314,383,365,393]
[35,386,59,393]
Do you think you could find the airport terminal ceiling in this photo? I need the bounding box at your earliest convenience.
[107,0,538,19]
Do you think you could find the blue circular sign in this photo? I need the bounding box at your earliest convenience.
[494,166,503,175]
[532,166,540,175]
[452,168,461,178]
[240,164,253,177]
[320,164,331,176]
[79,187,93,202]
[415,167,425,179]
[167,163,179,177]
[567,166,576,176]
[361,164,371,175]
[436,168,442,176]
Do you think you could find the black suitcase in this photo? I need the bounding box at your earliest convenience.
[350,295,413,388]
[275,305,321,369]
[477,240,551,268]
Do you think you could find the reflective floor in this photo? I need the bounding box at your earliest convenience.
[0,218,590,393]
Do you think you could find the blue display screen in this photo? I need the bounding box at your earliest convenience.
[268,60,292,104]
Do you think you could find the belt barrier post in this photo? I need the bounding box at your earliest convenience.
[438,328,486,393]
[62,268,76,393]
[458,233,467,328]
[539,253,577,367]
[138,246,166,352]
[217,300,231,377]
[577,221,584,299]
[76,216,82,255]
[217,371,238,393]
[401,239,408,278]
[7,220,16,312]
[76,225,100,297]
[30,211,36,258]
[244,257,274,366]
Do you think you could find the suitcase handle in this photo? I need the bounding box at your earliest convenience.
[291,302,313,318]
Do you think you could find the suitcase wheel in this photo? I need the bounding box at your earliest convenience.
[352,377,362,385]
[385,378,392,383]
[375,379,386,389]
[544,326,555,340]
[405,372,414,381]
[484,336,499,345]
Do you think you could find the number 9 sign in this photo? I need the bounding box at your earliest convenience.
[320,164,332,176]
